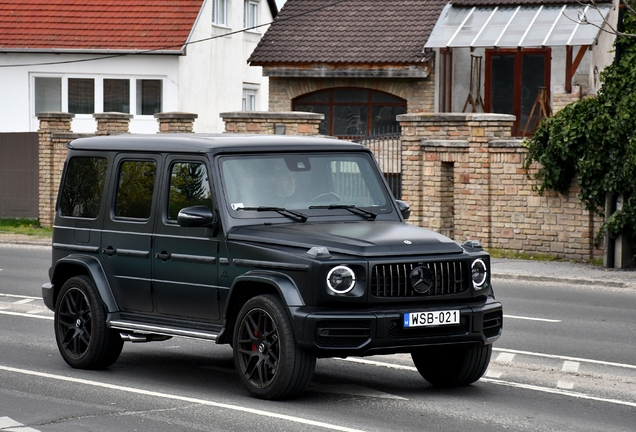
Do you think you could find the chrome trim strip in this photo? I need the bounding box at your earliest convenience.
[233,259,309,271]
[116,249,150,258]
[170,253,216,264]
[52,243,100,253]
[109,320,218,340]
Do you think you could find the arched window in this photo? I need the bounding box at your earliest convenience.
[293,88,406,138]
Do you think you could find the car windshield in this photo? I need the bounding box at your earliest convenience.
[220,153,390,215]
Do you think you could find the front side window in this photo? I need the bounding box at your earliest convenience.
[221,153,389,216]
[244,0,258,29]
[168,162,213,221]
[114,160,157,219]
[60,157,108,218]
[68,78,95,114]
[104,79,130,113]
[34,77,62,113]
[213,0,227,25]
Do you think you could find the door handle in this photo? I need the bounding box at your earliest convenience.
[103,246,116,256]
[155,251,171,261]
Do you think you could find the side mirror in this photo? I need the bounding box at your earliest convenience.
[177,206,217,228]
[395,200,411,220]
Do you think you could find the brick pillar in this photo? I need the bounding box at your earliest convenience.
[397,113,514,247]
[220,111,324,135]
[38,112,74,227]
[94,112,133,135]
[154,112,198,133]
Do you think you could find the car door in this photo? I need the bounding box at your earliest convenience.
[152,156,220,321]
[100,154,161,313]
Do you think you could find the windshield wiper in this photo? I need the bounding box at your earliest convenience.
[238,206,308,223]
[308,204,377,221]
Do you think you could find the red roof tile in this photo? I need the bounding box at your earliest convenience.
[0,0,204,52]
[249,0,449,65]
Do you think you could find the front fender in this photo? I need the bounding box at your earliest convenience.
[227,270,304,309]
[46,254,119,313]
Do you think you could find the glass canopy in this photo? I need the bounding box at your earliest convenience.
[425,3,613,48]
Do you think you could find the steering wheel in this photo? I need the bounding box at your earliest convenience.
[311,192,342,202]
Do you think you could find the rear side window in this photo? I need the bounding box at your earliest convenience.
[114,160,157,219]
[167,162,213,221]
[60,157,108,218]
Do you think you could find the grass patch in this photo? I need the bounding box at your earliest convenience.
[0,218,52,237]
[486,248,564,262]
[486,248,604,266]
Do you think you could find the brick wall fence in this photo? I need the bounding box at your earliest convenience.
[36,109,604,261]
[397,113,603,261]
[220,111,323,135]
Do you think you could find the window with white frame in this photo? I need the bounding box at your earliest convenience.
[33,75,163,116]
[213,0,228,26]
[244,0,259,30]
[242,85,258,111]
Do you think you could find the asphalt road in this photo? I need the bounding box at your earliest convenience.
[1,244,635,431]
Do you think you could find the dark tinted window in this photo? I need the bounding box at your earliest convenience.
[168,162,213,221]
[114,160,156,219]
[104,79,130,113]
[60,157,108,218]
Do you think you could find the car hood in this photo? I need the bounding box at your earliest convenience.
[227,221,463,257]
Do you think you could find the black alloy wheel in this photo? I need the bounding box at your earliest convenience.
[54,276,123,369]
[233,295,315,399]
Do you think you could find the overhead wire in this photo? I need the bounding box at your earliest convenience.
[0,0,351,68]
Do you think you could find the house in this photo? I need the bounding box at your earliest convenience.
[248,0,617,137]
[0,0,277,133]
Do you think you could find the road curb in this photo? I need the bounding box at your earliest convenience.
[493,273,631,288]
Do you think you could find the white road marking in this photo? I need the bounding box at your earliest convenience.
[0,416,41,432]
[12,299,34,305]
[338,358,636,408]
[495,352,516,363]
[0,311,53,320]
[494,348,636,370]
[485,370,503,379]
[337,357,416,371]
[308,383,407,400]
[503,314,562,323]
[0,293,41,300]
[557,380,575,390]
[562,361,580,373]
[0,365,365,432]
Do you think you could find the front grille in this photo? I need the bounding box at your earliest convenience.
[483,311,503,338]
[389,316,469,339]
[371,261,468,297]
[315,320,372,348]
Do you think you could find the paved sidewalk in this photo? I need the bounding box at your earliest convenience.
[1,233,634,288]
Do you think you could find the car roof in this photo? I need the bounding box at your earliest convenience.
[67,133,369,154]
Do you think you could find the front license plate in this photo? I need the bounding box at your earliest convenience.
[403,310,460,328]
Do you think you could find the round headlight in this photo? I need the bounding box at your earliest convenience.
[326,266,356,294]
[471,259,488,289]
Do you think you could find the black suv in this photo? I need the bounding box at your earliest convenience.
[42,134,502,399]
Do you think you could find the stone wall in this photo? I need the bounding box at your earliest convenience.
[397,113,603,261]
[552,85,583,114]
[220,111,324,135]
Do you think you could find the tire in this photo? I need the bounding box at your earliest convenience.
[411,344,492,387]
[54,275,124,369]
[233,294,316,400]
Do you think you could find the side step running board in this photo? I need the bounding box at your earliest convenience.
[109,320,220,341]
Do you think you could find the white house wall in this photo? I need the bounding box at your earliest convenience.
[0,53,179,133]
[179,0,272,132]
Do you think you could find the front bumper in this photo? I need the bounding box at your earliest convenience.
[42,283,55,311]
[292,298,502,357]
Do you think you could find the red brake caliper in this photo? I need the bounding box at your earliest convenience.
[252,329,258,352]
